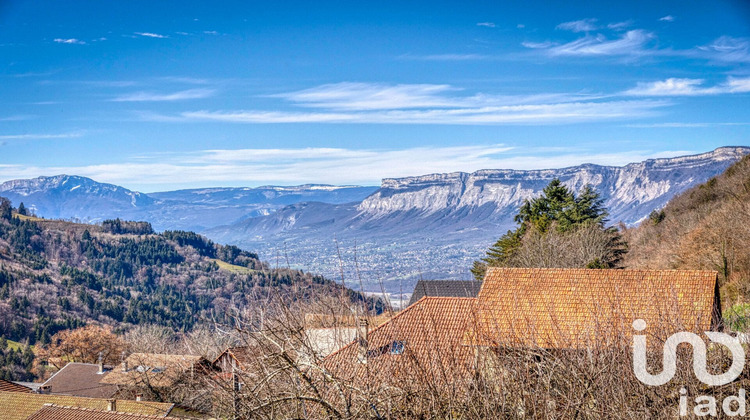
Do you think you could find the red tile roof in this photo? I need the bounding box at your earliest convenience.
[323,297,477,384]
[472,268,720,348]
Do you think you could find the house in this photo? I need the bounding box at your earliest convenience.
[0,390,174,420]
[213,346,255,376]
[470,267,721,348]
[323,268,721,379]
[100,353,212,390]
[407,280,482,307]
[40,362,118,398]
[323,296,477,385]
[26,404,190,420]
[0,379,32,393]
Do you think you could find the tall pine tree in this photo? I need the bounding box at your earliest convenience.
[471,179,623,280]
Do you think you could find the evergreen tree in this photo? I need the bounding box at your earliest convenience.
[472,179,623,280]
[0,197,11,221]
[17,202,27,216]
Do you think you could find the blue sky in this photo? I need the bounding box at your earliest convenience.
[1,0,750,191]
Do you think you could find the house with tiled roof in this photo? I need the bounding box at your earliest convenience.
[0,379,32,393]
[471,267,721,349]
[407,280,483,307]
[0,390,174,420]
[26,404,191,420]
[322,268,721,381]
[41,362,118,399]
[323,296,477,386]
[100,353,212,390]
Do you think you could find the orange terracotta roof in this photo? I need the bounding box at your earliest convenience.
[0,379,31,393]
[26,404,188,420]
[323,297,477,384]
[0,391,173,420]
[472,268,720,348]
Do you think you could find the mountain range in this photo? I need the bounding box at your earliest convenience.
[2,146,748,293]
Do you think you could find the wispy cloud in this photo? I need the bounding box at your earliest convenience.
[624,77,750,96]
[112,88,216,102]
[659,15,675,22]
[476,22,496,28]
[696,36,750,63]
[0,146,698,189]
[0,132,84,141]
[137,82,668,125]
[0,115,34,122]
[607,21,633,31]
[521,41,557,49]
[54,38,85,45]
[547,30,654,56]
[135,32,167,39]
[414,53,489,61]
[627,122,750,128]
[272,83,462,110]
[556,18,598,33]
[156,100,667,125]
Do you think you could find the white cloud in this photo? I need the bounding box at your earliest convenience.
[627,122,750,128]
[273,83,461,110]
[696,36,750,63]
[477,22,496,28]
[521,41,557,49]
[413,53,489,61]
[659,15,675,22]
[556,18,598,33]
[726,77,750,92]
[624,77,750,96]
[548,30,653,56]
[135,32,167,39]
[167,99,666,125]
[112,88,216,102]
[607,21,633,31]
[135,82,668,125]
[0,146,698,189]
[0,132,84,140]
[0,115,34,122]
[54,38,85,45]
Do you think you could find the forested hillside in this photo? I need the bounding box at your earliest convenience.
[0,197,381,346]
[624,154,750,308]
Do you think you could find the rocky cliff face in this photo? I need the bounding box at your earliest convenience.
[203,147,750,291]
[357,146,749,225]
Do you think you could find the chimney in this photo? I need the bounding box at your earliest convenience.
[136,394,143,402]
[97,352,104,374]
[356,318,369,363]
[107,399,117,412]
[38,385,51,394]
